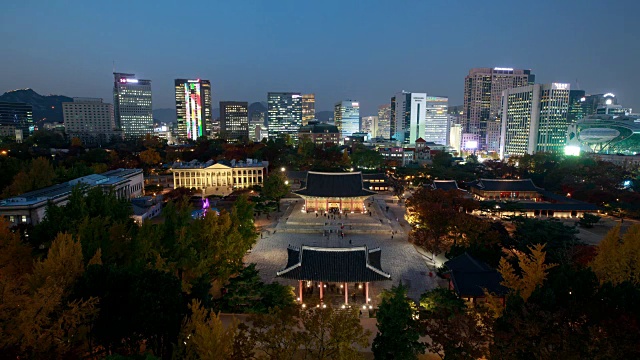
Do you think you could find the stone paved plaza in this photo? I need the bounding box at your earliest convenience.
[245,197,438,304]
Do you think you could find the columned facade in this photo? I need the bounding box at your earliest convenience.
[172,162,267,196]
[298,195,370,213]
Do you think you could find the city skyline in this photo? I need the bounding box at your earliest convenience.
[2,1,638,116]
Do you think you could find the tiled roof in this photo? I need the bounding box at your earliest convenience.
[295,172,376,198]
[472,179,541,192]
[431,180,460,191]
[445,253,506,297]
[277,245,391,282]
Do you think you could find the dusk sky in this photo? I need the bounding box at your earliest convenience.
[2,0,639,115]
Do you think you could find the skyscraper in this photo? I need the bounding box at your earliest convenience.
[361,116,378,138]
[113,73,153,139]
[463,67,534,151]
[334,100,360,139]
[302,94,315,126]
[175,79,212,141]
[391,91,427,145]
[220,101,249,142]
[424,96,449,145]
[62,98,121,145]
[0,101,33,141]
[377,104,391,139]
[500,83,570,158]
[267,92,302,141]
[568,90,586,124]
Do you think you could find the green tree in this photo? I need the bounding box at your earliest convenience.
[351,146,384,170]
[247,307,307,360]
[301,306,371,360]
[579,212,601,228]
[510,216,580,265]
[262,171,290,211]
[2,157,56,197]
[372,283,425,360]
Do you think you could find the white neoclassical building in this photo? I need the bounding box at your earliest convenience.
[171,159,269,196]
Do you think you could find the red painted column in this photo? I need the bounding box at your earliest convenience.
[299,280,303,303]
[365,282,369,304]
[319,282,323,302]
[344,282,348,305]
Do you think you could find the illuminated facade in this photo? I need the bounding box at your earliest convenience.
[334,100,360,139]
[424,96,449,145]
[377,104,391,139]
[171,159,268,196]
[463,68,534,150]
[361,116,378,138]
[267,92,302,141]
[500,83,570,158]
[568,90,586,124]
[220,101,248,142]
[113,73,153,139]
[391,92,426,145]
[298,121,340,147]
[175,79,212,141]
[62,98,122,145]
[302,94,315,126]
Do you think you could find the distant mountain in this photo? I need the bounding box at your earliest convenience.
[248,102,267,125]
[315,111,333,123]
[0,88,72,124]
[152,108,176,124]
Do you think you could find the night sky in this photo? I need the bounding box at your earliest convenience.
[2,0,639,115]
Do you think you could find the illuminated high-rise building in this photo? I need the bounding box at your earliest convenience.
[267,92,302,141]
[334,100,360,139]
[361,116,378,138]
[500,83,570,158]
[377,104,391,139]
[220,101,249,142]
[175,79,212,141]
[391,91,427,145]
[424,96,449,145]
[0,101,33,141]
[113,73,153,139]
[568,90,586,124]
[63,98,121,145]
[302,94,315,126]
[463,67,534,150]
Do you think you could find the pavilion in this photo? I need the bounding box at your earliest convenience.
[294,171,376,213]
[277,245,391,306]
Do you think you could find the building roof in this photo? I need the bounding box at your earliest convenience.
[445,253,506,297]
[298,122,339,134]
[471,179,541,192]
[277,245,391,282]
[415,137,426,143]
[431,180,460,191]
[294,172,376,198]
[362,173,387,180]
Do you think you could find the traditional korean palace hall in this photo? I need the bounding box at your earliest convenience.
[277,245,391,308]
[294,171,376,213]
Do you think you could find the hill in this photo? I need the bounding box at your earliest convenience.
[0,88,72,124]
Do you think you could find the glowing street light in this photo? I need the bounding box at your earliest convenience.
[281,167,286,172]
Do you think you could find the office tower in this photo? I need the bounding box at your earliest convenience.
[62,98,121,145]
[334,100,360,139]
[361,116,378,138]
[267,92,302,141]
[113,73,153,139]
[449,123,462,152]
[377,104,391,139]
[500,83,570,158]
[302,94,315,126]
[583,93,617,116]
[463,67,535,150]
[568,90,586,124]
[220,101,249,142]
[391,91,427,145]
[424,96,449,145]
[486,120,501,153]
[175,79,212,141]
[0,101,33,141]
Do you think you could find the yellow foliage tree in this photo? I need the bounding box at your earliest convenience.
[498,243,557,301]
[591,224,640,285]
[175,300,241,360]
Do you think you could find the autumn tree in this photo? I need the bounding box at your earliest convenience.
[139,148,162,168]
[499,243,557,302]
[247,307,307,360]
[2,156,56,197]
[174,300,245,360]
[418,288,492,360]
[301,306,371,360]
[372,283,425,360]
[591,224,640,285]
[262,171,290,211]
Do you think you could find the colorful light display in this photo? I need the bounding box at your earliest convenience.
[184,82,203,140]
